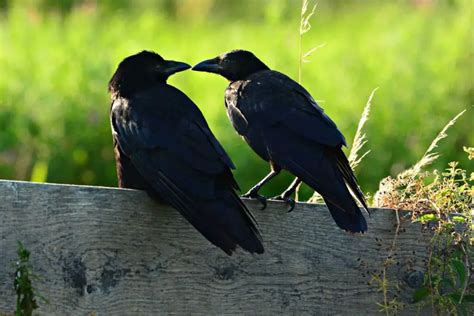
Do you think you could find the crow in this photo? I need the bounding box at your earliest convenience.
[108,51,264,254]
[193,49,369,233]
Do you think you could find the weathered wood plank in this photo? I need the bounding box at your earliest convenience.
[0,180,430,315]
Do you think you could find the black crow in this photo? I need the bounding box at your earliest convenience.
[193,49,368,233]
[108,51,264,254]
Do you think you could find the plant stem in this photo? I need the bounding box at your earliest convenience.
[298,0,304,84]
[427,247,436,314]
[458,243,470,304]
[381,209,401,315]
[295,0,305,201]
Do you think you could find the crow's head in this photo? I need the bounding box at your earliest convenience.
[193,50,269,81]
[109,51,190,97]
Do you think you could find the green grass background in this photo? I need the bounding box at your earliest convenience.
[0,0,472,200]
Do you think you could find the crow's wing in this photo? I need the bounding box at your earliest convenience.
[111,85,262,254]
[225,70,346,147]
[116,88,235,171]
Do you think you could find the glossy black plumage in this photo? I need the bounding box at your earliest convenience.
[108,51,264,254]
[193,50,369,233]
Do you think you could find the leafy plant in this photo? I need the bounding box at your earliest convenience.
[13,242,48,316]
[409,159,473,315]
[373,111,473,315]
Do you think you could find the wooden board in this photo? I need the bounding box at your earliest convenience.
[0,180,431,315]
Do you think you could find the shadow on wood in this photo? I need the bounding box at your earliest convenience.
[0,180,430,315]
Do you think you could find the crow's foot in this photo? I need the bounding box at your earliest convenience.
[271,194,296,212]
[242,190,267,210]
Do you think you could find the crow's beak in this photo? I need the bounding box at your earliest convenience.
[163,60,191,76]
[192,58,221,74]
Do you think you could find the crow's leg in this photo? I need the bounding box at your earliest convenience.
[242,165,281,210]
[271,177,302,212]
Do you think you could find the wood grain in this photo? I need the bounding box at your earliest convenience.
[0,180,431,315]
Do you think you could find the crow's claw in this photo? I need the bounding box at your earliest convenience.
[242,190,267,210]
[271,195,296,212]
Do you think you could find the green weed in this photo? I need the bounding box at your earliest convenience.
[13,242,48,316]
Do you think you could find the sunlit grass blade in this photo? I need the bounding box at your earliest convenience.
[298,0,321,83]
[348,87,378,171]
[399,109,466,180]
[303,43,326,63]
[300,0,318,35]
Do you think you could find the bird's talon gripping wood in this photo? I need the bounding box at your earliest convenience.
[242,190,267,210]
[270,195,296,212]
[285,198,296,213]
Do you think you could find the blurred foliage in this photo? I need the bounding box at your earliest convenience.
[0,0,472,198]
